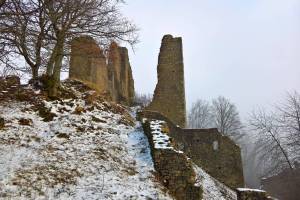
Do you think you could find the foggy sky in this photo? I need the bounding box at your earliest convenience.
[122,0,300,119]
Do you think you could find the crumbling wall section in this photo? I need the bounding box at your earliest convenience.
[108,43,134,105]
[69,36,110,97]
[146,34,186,127]
[69,37,134,105]
[139,110,244,189]
[236,188,273,200]
[142,119,202,200]
[261,167,300,200]
[179,129,244,189]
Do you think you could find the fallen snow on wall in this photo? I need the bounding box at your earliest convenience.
[194,164,237,200]
[149,120,173,149]
[147,118,237,200]
[0,100,171,200]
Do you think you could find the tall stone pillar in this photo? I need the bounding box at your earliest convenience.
[108,42,135,105]
[147,35,186,127]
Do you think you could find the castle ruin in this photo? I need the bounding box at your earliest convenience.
[69,36,134,105]
[70,34,249,199]
[143,34,244,190]
[146,35,186,127]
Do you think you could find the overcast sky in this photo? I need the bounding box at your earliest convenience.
[122,0,300,119]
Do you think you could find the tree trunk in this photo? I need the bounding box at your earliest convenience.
[46,44,58,76]
[48,37,64,98]
[31,66,39,79]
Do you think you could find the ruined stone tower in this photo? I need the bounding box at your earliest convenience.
[147,34,186,127]
[108,42,135,105]
[69,36,110,97]
[69,36,134,105]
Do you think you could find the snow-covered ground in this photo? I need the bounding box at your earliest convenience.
[0,96,171,199]
[194,164,237,200]
[0,81,238,200]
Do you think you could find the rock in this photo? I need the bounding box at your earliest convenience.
[74,106,85,115]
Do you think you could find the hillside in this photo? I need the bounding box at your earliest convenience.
[0,80,236,200]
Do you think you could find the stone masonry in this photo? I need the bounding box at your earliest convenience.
[69,36,109,96]
[146,35,186,127]
[69,36,134,105]
[108,42,135,104]
[236,188,273,200]
[142,118,202,200]
[139,110,244,189]
[261,167,300,200]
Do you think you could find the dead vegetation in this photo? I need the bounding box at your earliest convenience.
[0,117,4,129]
[11,165,81,198]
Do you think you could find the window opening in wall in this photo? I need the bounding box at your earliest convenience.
[213,140,219,151]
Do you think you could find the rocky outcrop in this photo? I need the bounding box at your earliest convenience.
[69,36,134,105]
[146,35,186,127]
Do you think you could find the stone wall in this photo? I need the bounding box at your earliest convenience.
[178,129,244,189]
[146,35,186,127]
[142,119,202,200]
[69,36,110,97]
[236,188,272,200]
[69,36,134,105]
[261,167,300,200]
[139,110,244,189]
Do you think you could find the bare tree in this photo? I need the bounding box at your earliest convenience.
[0,0,50,78]
[43,0,138,96]
[249,108,294,177]
[248,91,300,178]
[277,91,300,160]
[0,0,5,8]
[211,96,243,139]
[188,99,212,128]
[1,0,138,97]
[134,92,152,107]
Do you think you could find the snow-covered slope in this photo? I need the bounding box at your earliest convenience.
[194,164,237,200]
[0,81,237,200]
[0,100,173,199]
[0,81,173,200]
